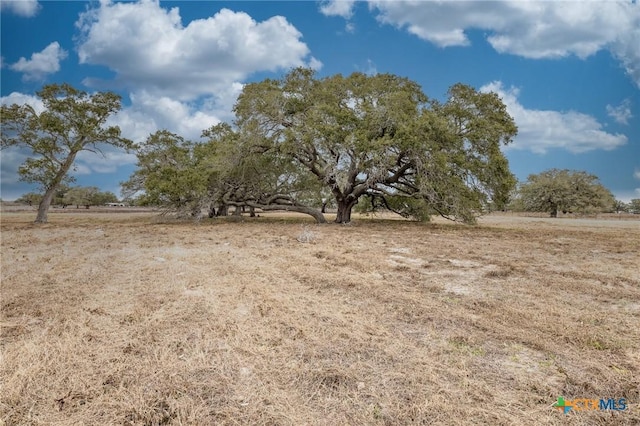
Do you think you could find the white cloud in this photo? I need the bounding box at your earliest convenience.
[76,1,321,100]
[634,169,640,180]
[610,21,640,87]
[9,42,68,81]
[0,92,45,113]
[109,88,241,143]
[73,149,137,176]
[0,0,40,17]
[0,147,31,185]
[307,57,324,72]
[361,59,377,76]
[606,99,633,125]
[368,0,640,87]
[481,81,627,154]
[319,0,356,19]
[611,189,638,203]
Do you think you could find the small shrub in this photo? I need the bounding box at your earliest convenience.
[296,226,316,243]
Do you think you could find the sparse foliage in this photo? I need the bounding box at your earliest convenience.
[613,199,629,213]
[60,186,118,208]
[517,169,615,217]
[15,192,43,206]
[0,83,133,223]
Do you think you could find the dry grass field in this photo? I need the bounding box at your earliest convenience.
[1,210,639,425]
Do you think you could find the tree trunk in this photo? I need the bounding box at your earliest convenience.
[550,204,558,218]
[254,204,327,223]
[34,151,79,224]
[335,198,358,223]
[35,187,56,223]
[216,205,228,216]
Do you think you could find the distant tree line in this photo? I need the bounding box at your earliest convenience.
[2,71,632,224]
[15,185,120,209]
[629,199,640,213]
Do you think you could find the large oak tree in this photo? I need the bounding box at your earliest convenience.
[1,84,133,223]
[124,126,327,222]
[233,68,517,223]
[518,169,615,217]
[202,123,328,222]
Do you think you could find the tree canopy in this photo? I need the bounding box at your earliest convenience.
[517,169,615,217]
[124,68,517,224]
[123,125,328,221]
[122,130,208,215]
[1,83,133,223]
[233,68,517,223]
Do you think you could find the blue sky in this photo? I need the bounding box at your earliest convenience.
[1,0,639,201]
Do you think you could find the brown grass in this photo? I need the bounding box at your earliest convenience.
[1,211,639,425]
